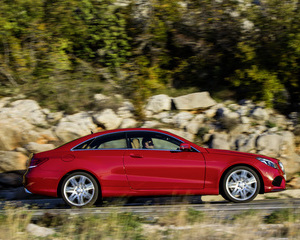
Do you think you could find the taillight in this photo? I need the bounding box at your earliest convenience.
[29,157,49,168]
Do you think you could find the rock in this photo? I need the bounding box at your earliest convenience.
[255,131,300,177]
[153,112,174,124]
[55,122,88,143]
[117,101,135,119]
[145,94,171,113]
[94,93,109,103]
[251,107,269,121]
[0,151,27,172]
[229,124,251,136]
[141,121,160,128]
[0,97,10,108]
[160,128,195,142]
[93,109,122,130]
[186,115,205,135]
[173,92,216,110]
[236,106,249,116]
[268,114,288,128]
[26,223,55,237]
[256,133,282,157]
[46,111,64,124]
[0,187,30,200]
[173,112,194,128]
[204,109,217,118]
[216,107,230,118]
[280,153,300,179]
[0,170,25,188]
[0,119,34,151]
[235,134,257,153]
[35,129,58,144]
[24,142,55,154]
[55,112,97,142]
[0,100,48,127]
[209,133,230,150]
[287,176,300,189]
[241,116,250,124]
[120,118,138,128]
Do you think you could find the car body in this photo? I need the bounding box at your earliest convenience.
[23,128,286,207]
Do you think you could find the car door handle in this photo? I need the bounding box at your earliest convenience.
[129,153,143,158]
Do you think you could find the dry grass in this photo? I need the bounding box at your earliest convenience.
[0,204,300,240]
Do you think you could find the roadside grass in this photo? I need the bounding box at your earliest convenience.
[0,204,300,239]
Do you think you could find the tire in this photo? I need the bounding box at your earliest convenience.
[221,166,260,203]
[61,172,99,207]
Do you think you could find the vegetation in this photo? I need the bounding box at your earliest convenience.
[1,204,300,239]
[0,0,299,114]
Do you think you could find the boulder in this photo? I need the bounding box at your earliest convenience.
[27,224,55,237]
[0,99,48,126]
[55,112,97,142]
[209,133,230,150]
[46,111,64,124]
[173,112,194,128]
[145,94,171,113]
[160,128,195,142]
[256,133,282,157]
[141,121,160,128]
[94,93,110,105]
[235,134,257,153]
[0,170,25,188]
[24,142,55,154]
[153,112,174,124]
[117,101,135,119]
[120,118,138,128]
[0,187,29,200]
[0,151,27,172]
[251,107,269,121]
[0,97,10,108]
[93,109,122,130]
[173,92,216,110]
[0,119,38,151]
[186,115,205,135]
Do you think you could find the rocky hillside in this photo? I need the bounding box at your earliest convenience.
[0,92,300,199]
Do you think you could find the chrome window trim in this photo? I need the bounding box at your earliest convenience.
[71,130,200,152]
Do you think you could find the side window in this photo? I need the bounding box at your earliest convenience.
[127,132,182,150]
[74,132,127,150]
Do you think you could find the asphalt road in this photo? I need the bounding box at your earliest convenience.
[1,196,300,218]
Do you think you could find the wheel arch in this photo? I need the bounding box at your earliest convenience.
[219,164,265,195]
[57,170,102,198]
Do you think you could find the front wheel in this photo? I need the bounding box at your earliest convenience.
[221,166,260,203]
[61,172,99,207]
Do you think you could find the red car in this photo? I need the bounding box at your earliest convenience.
[23,128,286,207]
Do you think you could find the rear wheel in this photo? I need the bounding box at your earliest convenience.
[221,166,260,203]
[61,172,99,207]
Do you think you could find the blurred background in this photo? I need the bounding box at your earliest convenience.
[0,0,300,200]
[0,0,299,115]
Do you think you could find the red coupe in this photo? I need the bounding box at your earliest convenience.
[23,128,286,207]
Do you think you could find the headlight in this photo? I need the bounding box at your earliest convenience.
[278,161,285,173]
[257,157,277,169]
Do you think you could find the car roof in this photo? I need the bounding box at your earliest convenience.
[57,128,204,151]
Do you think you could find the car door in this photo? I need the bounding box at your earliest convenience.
[72,132,129,188]
[123,131,205,190]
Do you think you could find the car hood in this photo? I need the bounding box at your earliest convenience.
[206,148,267,159]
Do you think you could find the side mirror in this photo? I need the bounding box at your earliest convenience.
[180,143,191,151]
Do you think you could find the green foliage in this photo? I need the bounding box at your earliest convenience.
[0,0,300,113]
[266,121,277,129]
[186,208,205,224]
[264,209,300,224]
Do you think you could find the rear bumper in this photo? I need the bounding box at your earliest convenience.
[24,188,32,194]
[23,168,60,197]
